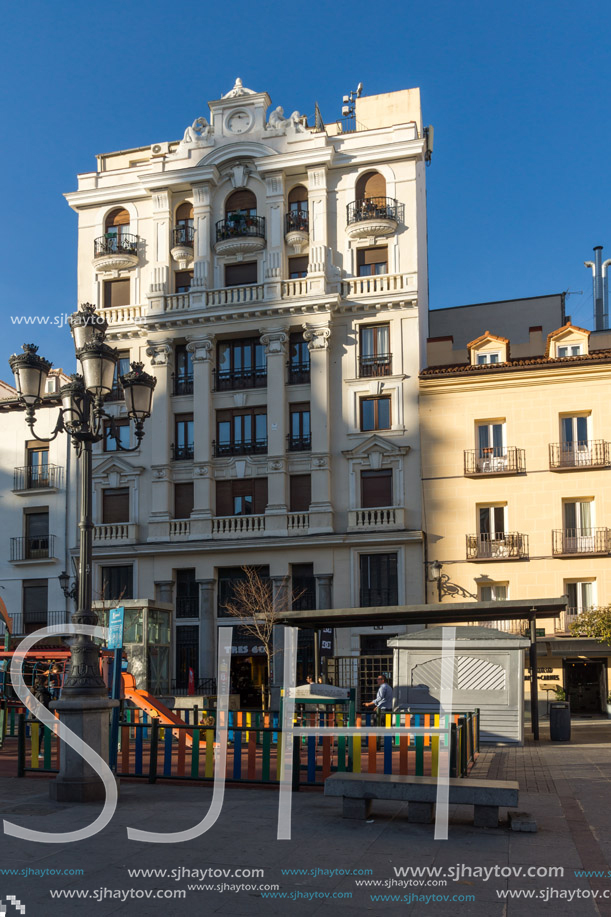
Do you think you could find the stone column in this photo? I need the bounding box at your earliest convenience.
[264,173,285,301]
[191,182,213,296]
[145,341,173,540]
[148,190,171,312]
[198,578,216,683]
[155,581,174,605]
[307,166,329,294]
[187,335,214,537]
[303,322,333,533]
[261,329,288,533]
[316,573,333,610]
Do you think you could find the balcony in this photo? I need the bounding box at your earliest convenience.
[341,272,416,298]
[176,595,199,618]
[466,532,529,561]
[464,448,526,476]
[287,361,310,385]
[93,523,138,544]
[171,443,194,461]
[13,464,60,492]
[552,528,611,556]
[93,233,139,272]
[169,520,191,540]
[213,367,267,391]
[172,373,194,396]
[285,210,309,253]
[359,354,392,378]
[212,514,266,537]
[104,385,124,403]
[171,226,195,268]
[348,507,405,532]
[10,535,56,562]
[215,216,266,256]
[287,433,311,452]
[549,440,611,470]
[346,197,402,241]
[213,439,267,457]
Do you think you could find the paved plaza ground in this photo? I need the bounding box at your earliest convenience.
[0,718,610,916]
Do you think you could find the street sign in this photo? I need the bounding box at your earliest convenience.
[108,606,125,650]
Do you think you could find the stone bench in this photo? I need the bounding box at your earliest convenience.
[324,773,519,828]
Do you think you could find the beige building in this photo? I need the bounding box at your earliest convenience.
[64,80,432,696]
[421,301,611,715]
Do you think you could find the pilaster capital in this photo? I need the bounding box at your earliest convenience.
[193,182,214,208]
[307,166,328,190]
[146,341,173,366]
[152,190,171,213]
[260,329,288,355]
[302,323,331,351]
[187,336,214,361]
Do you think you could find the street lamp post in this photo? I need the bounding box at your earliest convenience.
[9,303,156,802]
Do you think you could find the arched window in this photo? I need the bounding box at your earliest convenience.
[288,185,308,213]
[225,190,257,219]
[355,171,386,200]
[105,208,131,239]
[176,202,194,228]
[174,202,194,246]
[286,185,308,233]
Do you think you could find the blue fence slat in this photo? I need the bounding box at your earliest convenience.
[307,736,316,783]
[383,734,393,774]
[135,726,143,775]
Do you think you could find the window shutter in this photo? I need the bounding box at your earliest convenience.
[102,488,130,524]
[175,271,193,291]
[216,481,233,516]
[176,202,193,221]
[289,256,308,274]
[106,208,130,228]
[357,246,388,266]
[174,482,194,519]
[254,477,268,514]
[23,580,48,623]
[290,474,311,512]
[226,190,257,212]
[361,470,392,508]
[288,185,308,204]
[104,279,130,308]
[225,262,257,286]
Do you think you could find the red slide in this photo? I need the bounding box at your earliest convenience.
[122,673,206,747]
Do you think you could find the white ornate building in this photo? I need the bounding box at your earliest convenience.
[65,79,431,693]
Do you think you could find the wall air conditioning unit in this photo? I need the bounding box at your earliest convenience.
[151,142,170,157]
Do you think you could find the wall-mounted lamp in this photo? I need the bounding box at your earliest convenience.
[428,560,443,601]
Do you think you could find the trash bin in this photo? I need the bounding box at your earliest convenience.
[549,701,571,741]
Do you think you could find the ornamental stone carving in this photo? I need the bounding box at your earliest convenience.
[145,342,172,366]
[302,324,331,351]
[261,330,288,355]
[229,163,250,189]
[222,77,255,99]
[312,456,328,468]
[195,465,210,476]
[186,337,214,362]
[266,106,306,133]
[152,467,169,480]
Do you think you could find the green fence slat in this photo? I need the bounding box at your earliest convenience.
[337,735,346,772]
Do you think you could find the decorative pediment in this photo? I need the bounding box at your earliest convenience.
[467,331,509,365]
[545,322,590,358]
[343,434,410,467]
[93,455,144,484]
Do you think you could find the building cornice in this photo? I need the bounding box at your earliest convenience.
[420,360,611,394]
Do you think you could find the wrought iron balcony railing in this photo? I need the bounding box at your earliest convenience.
[464,447,526,476]
[347,197,402,225]
[94,234,139,257]
[552,528,611,556]
[213,367,267,391]
[287,433,312,452]
[171,443,194,461]
[13,464,60,491]
[176,596,199,618]
[360,589,398,607]
[285,210,309,233]
[172,373,194,396]
[10,534,55,561]
[172,225,195,247]
[213,439,268,457]
[104,385,124,403]
[287,361,310,385]
[466,532,529,560]
[549,440,611,470]
[171,677,217,696]
[216,215,266,242]
[358,354,393,378]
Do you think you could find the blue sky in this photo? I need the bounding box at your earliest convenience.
[1,0,609,374]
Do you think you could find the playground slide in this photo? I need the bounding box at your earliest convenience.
[122,674,206,748]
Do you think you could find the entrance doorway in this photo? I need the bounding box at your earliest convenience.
[564,659,605,713]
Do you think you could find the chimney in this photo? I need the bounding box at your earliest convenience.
[585,246,610,330]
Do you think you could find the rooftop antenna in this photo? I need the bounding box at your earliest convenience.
[341,82,363,126]
[584,246,611,330]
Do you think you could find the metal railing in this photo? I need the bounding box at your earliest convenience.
[213,439,268,457]
[347,197,402,225]
[13,465,60,491]
[104,385,124,402]
[213,367,267,391]
[216,215,266,242]
[359,590,398,607]
[10,535,55,561]
[170,678,217,696]
[287,361,310,385]
[466,532,529,560]
[171,443,194,461]
[464,447,526,476]
[172,225,195,247]
[285,210,309,233]
[552,528,611,555]
[94,234,139,257]
[549,440,611,470]
[287,433,311,451]
[359,354,392,378]
[176,596,199,618]
[172,373,194,396]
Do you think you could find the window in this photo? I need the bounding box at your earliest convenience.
[216,408,267,456]
[216,479,268,516]
[104,419,130,452]
[560,414,589,465]
[359,324,391,376]
[360,553,398,606]
[479,583,508,602]
[288,332,310,384]
[174,482,194,519]
[175,271,193,293]
[476,421,506,469]
[360,396,391,432]
[287,186,309,232]
[108,350,130,400]
[289,403,311,450]
[101,565,133,601]
[175,626,199,688]
[26,445,49,487]
[291,562,316,611]
[25,510,49,558]
[175,202,194,241]
[288,256,308,279]
[478,505,506,539]
[476,352,500,365]
[103,279,130,309]
[564,499,593,533]
[225,189,257,220]
[216,338,266,390]
[356,170,386,200]
[288,185,308,212]
[176,202,194,227]
[45,376,58,393]
[176,569,198,618]
[290,474,311,512]
[217,565,269,617]
[105,208,130,238]
[23,580,48,633]
[558,344,582,357]
[225,261,258,287]
[361,469,392,508]
[174,345,193,395]
[565,581,595,615]
[357,247,388,276]
[102,488,129,524]
[173,414,194,460]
